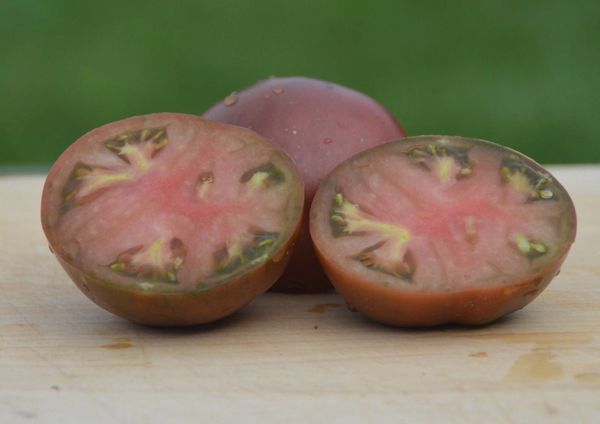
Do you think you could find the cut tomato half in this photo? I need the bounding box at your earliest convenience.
[42,113,304,326]
[310,136,576,326]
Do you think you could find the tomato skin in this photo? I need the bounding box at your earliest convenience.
[41,113,304,326]
[203,77,406,293]
[314,242,568,326]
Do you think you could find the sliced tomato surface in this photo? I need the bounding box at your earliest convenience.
[310,136,576,325]
[42,114,303,298]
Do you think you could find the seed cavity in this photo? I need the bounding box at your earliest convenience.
[331,191,414,280]
[241,162,285,189]
[500,157,555,201]
[406,142,472,183]
[61,162,131,213]
[514,233,548,260]
[109,237,187,283]
[104,127,168,171]
[213,232,279,276]
[353,241,416,282]
[330,191,410,241]
[60,128,168,213]
[196,171,215,199]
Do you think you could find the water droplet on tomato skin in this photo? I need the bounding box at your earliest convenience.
[223,93,239,107]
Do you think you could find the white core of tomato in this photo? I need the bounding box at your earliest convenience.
[311,138,575,292]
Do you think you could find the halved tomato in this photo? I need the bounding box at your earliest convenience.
[310,136,576,326]
[42,113,304,326]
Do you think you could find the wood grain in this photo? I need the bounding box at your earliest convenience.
[1,167,599,423]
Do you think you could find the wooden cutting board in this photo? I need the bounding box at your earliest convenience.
[1,167,599,423]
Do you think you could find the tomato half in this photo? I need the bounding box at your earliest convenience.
[42,113,304,326]
[310,136,576,326]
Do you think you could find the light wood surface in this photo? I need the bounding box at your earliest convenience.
[1,167,599,423]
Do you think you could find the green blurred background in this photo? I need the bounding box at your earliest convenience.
[1,0,599,166]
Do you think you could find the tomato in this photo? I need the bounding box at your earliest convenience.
[41,113,304,326]
[203,77,405,292]
[310,136,576,326]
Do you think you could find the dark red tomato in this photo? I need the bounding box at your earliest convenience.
[203,77,406,292]
[310,136,576,326]
[41,113,304,326]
